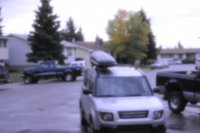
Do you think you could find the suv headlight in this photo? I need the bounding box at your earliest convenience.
[153,110,164,120]
[99,112,114,121]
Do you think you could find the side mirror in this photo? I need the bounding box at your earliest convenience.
[153,87,160,93]
[83,89,92,95]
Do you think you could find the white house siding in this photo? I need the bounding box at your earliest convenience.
[7,36,35,67]
[63,47,76,64]
[61,41,77,64]
[0,38,8,64]
[0,47,8,60]
[76,48,92,67]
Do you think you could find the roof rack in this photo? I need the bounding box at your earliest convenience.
[90,51,117,69]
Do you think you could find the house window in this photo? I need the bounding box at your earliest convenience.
[67,48,72,56]
[0,40,7,48]
[3,40,7,48]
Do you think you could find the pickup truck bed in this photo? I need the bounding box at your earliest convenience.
[155,70,200,113]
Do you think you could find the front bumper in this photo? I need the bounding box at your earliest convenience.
[99,124,166,133]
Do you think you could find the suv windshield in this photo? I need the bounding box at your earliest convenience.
[96,76,152,97]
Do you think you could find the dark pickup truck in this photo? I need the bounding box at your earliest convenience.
[22,61,82,84]
[155,70,200,113]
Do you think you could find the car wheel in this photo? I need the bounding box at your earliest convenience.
[32,78,39,84]
[3,78,9,83]
[168,91,187,113]
[24,76,33,84]
[64,73,74,82]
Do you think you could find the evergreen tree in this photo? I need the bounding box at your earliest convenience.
[75,28,84,41]
[62,17,84,42]
[147,33,157,59]
[0,7,3,35]
[27,0,64,63]
[66,17,76,41]
[177,41,183,49]
[139,9,157,61]
[95,36,103,45]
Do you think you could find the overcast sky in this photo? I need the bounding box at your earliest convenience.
[1,0,200,48]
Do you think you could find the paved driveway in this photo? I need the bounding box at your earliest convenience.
[0,64,199,133]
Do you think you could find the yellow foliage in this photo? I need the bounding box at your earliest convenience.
[106,9,150,60]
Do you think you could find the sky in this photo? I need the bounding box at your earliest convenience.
[1,0,200,48]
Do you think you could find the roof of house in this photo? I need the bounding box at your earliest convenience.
[6,33,110,53]
[160,48,200,54]
[0,36,8,40]
[8,34,28,41]
[75,41,109,53]
[61,40,77,48]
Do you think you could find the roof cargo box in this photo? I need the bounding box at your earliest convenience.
[90,51,117,67]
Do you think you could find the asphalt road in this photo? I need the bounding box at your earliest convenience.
[0,64,199,133]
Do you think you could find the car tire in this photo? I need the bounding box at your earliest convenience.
[3,78,9,83]
[24,76,33,84]
[168,91,187,113]
[32,78,39,84]
[64,73,74,82]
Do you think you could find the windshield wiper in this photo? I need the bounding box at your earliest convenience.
[99,95,118,97]
[123,94,142,96]
[98,94,143,97]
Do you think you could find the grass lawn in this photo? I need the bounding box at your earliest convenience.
[10,72,23,83]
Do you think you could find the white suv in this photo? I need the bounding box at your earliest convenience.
[79,51,166,133]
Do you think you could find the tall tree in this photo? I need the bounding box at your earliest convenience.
[0,7,3,35]
[65,17,76,41]
[139,9,157,61]
[61,17,84,42]
[75,28,84,41]
[95,36,103,45]
[107,10,149,64]
[177,41,183,49]
[27,0,64,63]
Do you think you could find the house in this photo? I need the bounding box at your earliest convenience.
[60,40,77,64]
[7,34,35,68]
[158,48,200,62]
[6,34,77,68]
[0,36,8,65]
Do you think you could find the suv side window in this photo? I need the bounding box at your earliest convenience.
[83,75,88,88]
[83,69,95,95]
[0,66,3,72]
[88,79,93,91]
[83,69,89,88]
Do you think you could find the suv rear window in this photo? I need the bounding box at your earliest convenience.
[96,77,152,97]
